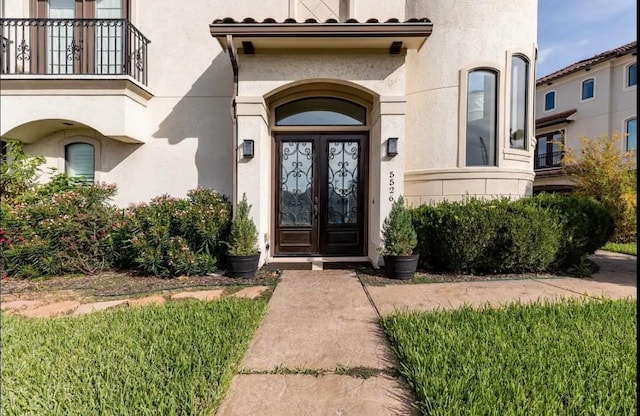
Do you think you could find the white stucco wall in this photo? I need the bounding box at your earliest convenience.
[536,54,637,154]
[1,0,539,262]
[402,0,537,204]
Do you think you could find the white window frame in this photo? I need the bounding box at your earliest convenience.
[458,63,503,168]
[58,136,101,182]
[623,62,637,91]
[505,52,532,156]
[580,77,596,102]
[623,117,636,152]
[543,90,556,112]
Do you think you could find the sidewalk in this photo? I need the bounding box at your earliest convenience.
[216,250,636,415]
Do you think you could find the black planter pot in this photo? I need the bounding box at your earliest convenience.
[384,254,420,280]
[227,252,261,278]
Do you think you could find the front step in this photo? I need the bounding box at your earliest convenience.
[267,256,372,271]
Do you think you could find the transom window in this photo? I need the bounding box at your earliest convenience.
[510,55,529,150]
[466,69,498,166]
[628,63,637,87]
[275,98,366,126]
[65,142,95,183]
[626,118,636,151]
[544,91,555,111]
[581,78,595,100]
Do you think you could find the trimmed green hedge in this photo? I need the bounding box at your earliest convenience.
[523,193,615,268]
[411,194,613,274]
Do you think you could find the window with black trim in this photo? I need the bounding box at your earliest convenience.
[65,142,95,183]
[626,118,636,151]
[466,69,497,166]
[510,55,529,150]
[581,78,595,100]
[628,63,637,87]
[544,91,555,111]
[534,131,564,169]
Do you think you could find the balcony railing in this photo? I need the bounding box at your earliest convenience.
[534,151,564,170]
[1,18,149,86]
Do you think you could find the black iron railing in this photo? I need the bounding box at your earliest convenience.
[534,151,563,170]
[0,18,149,85]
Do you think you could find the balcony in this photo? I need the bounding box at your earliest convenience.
[534,151,563,170]
[1,18,152,144]
[1,18,149,85]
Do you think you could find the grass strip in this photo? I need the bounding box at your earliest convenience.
[1,298,267,416]
[381,299,636,415]
[602,242,637,256]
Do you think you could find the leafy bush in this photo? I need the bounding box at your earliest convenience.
[226,194,258,256]
[562,133,636,243]
[119,188,231,277]
[411,197,561,274]
[525,193,614,269]
[0,140,45,204]
[380,196,418,256]
[1,182,119,278]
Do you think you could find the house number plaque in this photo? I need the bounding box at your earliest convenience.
[388,170,395,202]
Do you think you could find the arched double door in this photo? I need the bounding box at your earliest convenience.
[273,97,368,256]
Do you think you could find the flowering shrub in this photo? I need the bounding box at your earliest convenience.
[116,188,231,278]
[1,182,119,278]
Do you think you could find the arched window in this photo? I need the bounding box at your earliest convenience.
[581,78,595,100]
[510,55,529,150]
[544,91,556,111]
[627,63,636,87]
[65,142,95,183]
[275,97,366,126]
[466,69,498,166]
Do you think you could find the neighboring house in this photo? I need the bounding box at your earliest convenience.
[1,0,538,267]
[534,41,637,193]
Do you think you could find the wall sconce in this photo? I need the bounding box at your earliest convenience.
[242,140,254,159]
[386,137,398,157]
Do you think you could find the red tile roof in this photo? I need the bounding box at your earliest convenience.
[535,108,577,129]
[211,17,431,24]
[536,41,637,86]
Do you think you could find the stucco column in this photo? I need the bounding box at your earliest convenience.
[235,96,270,264]
[369,96,406,267]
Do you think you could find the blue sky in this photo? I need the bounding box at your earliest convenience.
[537,0,637,78]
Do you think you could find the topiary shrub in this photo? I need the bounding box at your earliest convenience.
[226,194,258,256]
[380,196,418,256]
[1,181,119,278]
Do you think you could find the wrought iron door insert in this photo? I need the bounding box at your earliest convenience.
[275,133,366,256]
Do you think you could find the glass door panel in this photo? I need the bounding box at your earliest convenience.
[327,141,359,224]
[280,141,314,226]
[48,0,75,74]
[276,139,317,254]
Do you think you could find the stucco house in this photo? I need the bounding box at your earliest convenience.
[534,41,637,193]
[1,0,538,267]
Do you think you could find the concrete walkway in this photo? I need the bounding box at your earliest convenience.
[217,250,636,415]
[217,270,416,416]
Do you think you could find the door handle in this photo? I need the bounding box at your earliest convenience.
[313,196,319,220]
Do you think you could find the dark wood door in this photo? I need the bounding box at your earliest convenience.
[275,133,367,256]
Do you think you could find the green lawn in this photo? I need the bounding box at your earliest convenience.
[382,299,636,415]
[602,242,637,256]
[1,298,267,416]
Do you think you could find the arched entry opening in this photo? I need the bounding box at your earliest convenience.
[267,84,374,257]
